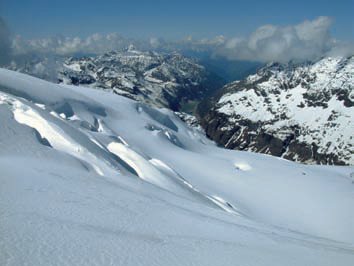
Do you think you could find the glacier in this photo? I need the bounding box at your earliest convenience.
[0,68,354,266]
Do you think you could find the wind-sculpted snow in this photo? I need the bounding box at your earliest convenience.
[1,69,354,266]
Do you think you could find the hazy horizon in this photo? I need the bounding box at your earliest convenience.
[1,0,353,64]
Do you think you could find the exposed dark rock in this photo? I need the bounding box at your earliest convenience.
[198,56,354,165]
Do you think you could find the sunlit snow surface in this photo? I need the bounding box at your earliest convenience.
[1,69,354,266]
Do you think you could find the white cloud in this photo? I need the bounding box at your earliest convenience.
[149,37,161,48]
[214,16,353,62]
[11,33,134,56]
[7,16,354,63]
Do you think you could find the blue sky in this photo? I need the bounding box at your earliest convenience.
[1,0,353,40]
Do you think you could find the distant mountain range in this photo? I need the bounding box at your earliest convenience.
[7,49,353,165]
[9,46,224,111]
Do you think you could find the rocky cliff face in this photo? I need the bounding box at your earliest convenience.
[199,56,354,165]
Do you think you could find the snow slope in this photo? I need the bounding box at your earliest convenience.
[1,69,354,266]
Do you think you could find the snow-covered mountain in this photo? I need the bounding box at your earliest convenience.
[9,46,223,111]
[199,56,354,165]
[1,69,354,266]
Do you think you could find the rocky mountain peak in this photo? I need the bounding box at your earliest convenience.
[199,56,354,165]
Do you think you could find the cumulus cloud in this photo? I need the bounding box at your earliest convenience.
[6,16,354,63]
[149,37,162,48]
[11,33,136,56]
[0,17,12,65]
[214,16,353,62]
